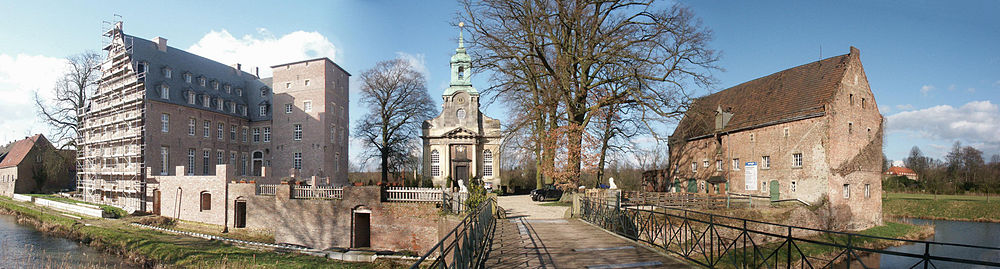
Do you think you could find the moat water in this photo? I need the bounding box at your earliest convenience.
[0,214,127,268]
[837,218,1000,268]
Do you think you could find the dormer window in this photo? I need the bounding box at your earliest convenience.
[199,77,206,87]
[187,91,195,104]
[212,81,219,90]
[184,73,192,83]
[160,84,169,99]
[163,68,172,79]
[203,95,210,108]
[261,87,269,97]
[224,85,231,94]
[236,88,243,96]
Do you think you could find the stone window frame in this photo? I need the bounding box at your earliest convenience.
[252,128,261,142]
[293,152,303,170]
[431,150,441,177]
[187,118,196,136]
[161,113,169,133]
[203,120,211,138]
[715,160,722,171]
[217,123,225,141]
[761,156,771,169]
[783,128,789,138]
[202,149,211,175]
[217,150,225,165]
[484,150,494,177]
[241,127,248,142]
[456,108,467,120]
[230,125,237,141]
[186,148,195,176]
[792,153,803,168]
[864,184,871,198]
[263,127,271,142]
[304,100,313,112]
[731,158,740,171]
[843,184,851,199]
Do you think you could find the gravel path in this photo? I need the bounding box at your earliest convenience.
[497,195,569,219]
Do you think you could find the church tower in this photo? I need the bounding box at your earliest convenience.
[422,24,503,190]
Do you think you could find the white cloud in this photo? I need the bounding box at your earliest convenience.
[887,100,1000,154]
[395,52,429,80]
[879,105,891,113]
[919,85,934,96]
[894,104,914,111]
[947,84,956,91]
[0,53,68,143]
[187,29,338,78]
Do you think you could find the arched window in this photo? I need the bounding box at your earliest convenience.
[200,192,211,211]
[483,150,494,177]
[458,66,465,79]
[431,150,441,177]
[456,109,466,120]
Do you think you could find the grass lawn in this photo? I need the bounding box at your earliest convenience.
[883,193,1000,222]
[24,194,128,218]
[0,196,383,268]
[884,192,1000,202]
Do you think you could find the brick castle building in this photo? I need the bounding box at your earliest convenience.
[77,22,349,212]
[668,47,883,230]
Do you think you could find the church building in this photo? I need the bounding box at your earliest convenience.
[422,25,502,189]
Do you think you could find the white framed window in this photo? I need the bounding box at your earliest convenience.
[783,128,789,138]
[199,77,206,87]
[285,104,293,113]
[732,158,740,171]
[186,148,195,175]
[762,156,771,169]
[241,105,247,116]
[484,150,494,177]
[230,125,237,140]
[160,146,169,175]
[241,153,248,176]
[217,151,224,165]
[203,120,210,138]
[241,127,248,142]
[692,162,698,173]
[164,68,172,78]
[217,99,224,110]
[716,160,723,171]
[304,101,312,112]
[703,160,709,167]
[188,118,195,136]
[184,73,192,83]
[304,79,311,86]
[293,152,302,170]
[259,105,267,117]
[217,123,224,140]
[203,95,210,108]
[792,153,803,167]
[252,128,260,142]
[293,124,302,140]
[187,92,195,104]
[431,150,440,177]
[161,113,169,132]
[203,150,210,175]
[263,127,271,142]
[865,184,871,198]
[456,109,466,119]
[160,85,169,99]
[230,103,236,113]
[844,184,851,199]
[224,85,231,94]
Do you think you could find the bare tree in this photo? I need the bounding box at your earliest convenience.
[459,0,719,188]
[34,51,102,149]
[354,58,438,184]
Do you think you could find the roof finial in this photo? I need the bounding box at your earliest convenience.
[458,22,465,48]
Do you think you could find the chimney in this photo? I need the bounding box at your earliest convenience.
[255,67,260,78]
[152,37,167,52]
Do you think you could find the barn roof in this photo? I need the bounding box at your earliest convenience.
[672,47,859,141]
[0,134,45,168]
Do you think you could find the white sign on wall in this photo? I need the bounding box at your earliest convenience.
[745,162,758,191]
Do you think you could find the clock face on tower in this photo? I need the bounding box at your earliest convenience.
[456,97,465,104]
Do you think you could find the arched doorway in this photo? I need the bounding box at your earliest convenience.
[352,206,371,248]
[234,197,247,228]
[252,151,263,176]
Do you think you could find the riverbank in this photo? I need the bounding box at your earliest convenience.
[883,192,1000,222]
[0,196,397,268]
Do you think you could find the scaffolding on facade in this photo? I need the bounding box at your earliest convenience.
[76,20,147,212]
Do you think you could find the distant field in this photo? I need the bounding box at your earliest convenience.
[885,192,1000,201]
[884,192,1000,222]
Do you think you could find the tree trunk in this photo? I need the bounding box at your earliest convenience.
[380,150,389,185]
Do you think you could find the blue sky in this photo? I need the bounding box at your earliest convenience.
[0,0,998,166]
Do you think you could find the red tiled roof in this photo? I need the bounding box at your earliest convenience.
[672,48,858,141]
[886,166,916,175]
[0,134,44,168]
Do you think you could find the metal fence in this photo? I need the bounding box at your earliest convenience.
[580,197,1000,268]
[410,197,497,269]
[292,186,343,199]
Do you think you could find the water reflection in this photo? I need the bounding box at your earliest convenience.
[837,218,1000,268]
[0,214,127,268]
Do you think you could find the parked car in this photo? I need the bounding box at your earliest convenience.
[531,186,564,202]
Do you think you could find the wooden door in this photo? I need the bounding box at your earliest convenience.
[234,200,247,228]
[353,212,371,248]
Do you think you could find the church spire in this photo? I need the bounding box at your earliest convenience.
[457,22,466,52]
[444,22,477,96]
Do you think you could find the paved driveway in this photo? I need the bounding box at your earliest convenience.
[497,194,569,219]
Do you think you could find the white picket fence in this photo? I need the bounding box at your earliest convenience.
[257,184,278,196]
[386,187,446,202]
[293,186,344,200]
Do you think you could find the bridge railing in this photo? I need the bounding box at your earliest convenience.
[580,196,1000,268]
[410,197,497,269]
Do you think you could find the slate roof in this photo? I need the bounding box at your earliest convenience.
[672,47,858,141]
[886,166,916,175]
[0,134,44,168]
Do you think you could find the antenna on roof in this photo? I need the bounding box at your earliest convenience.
[819,45,822,61]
